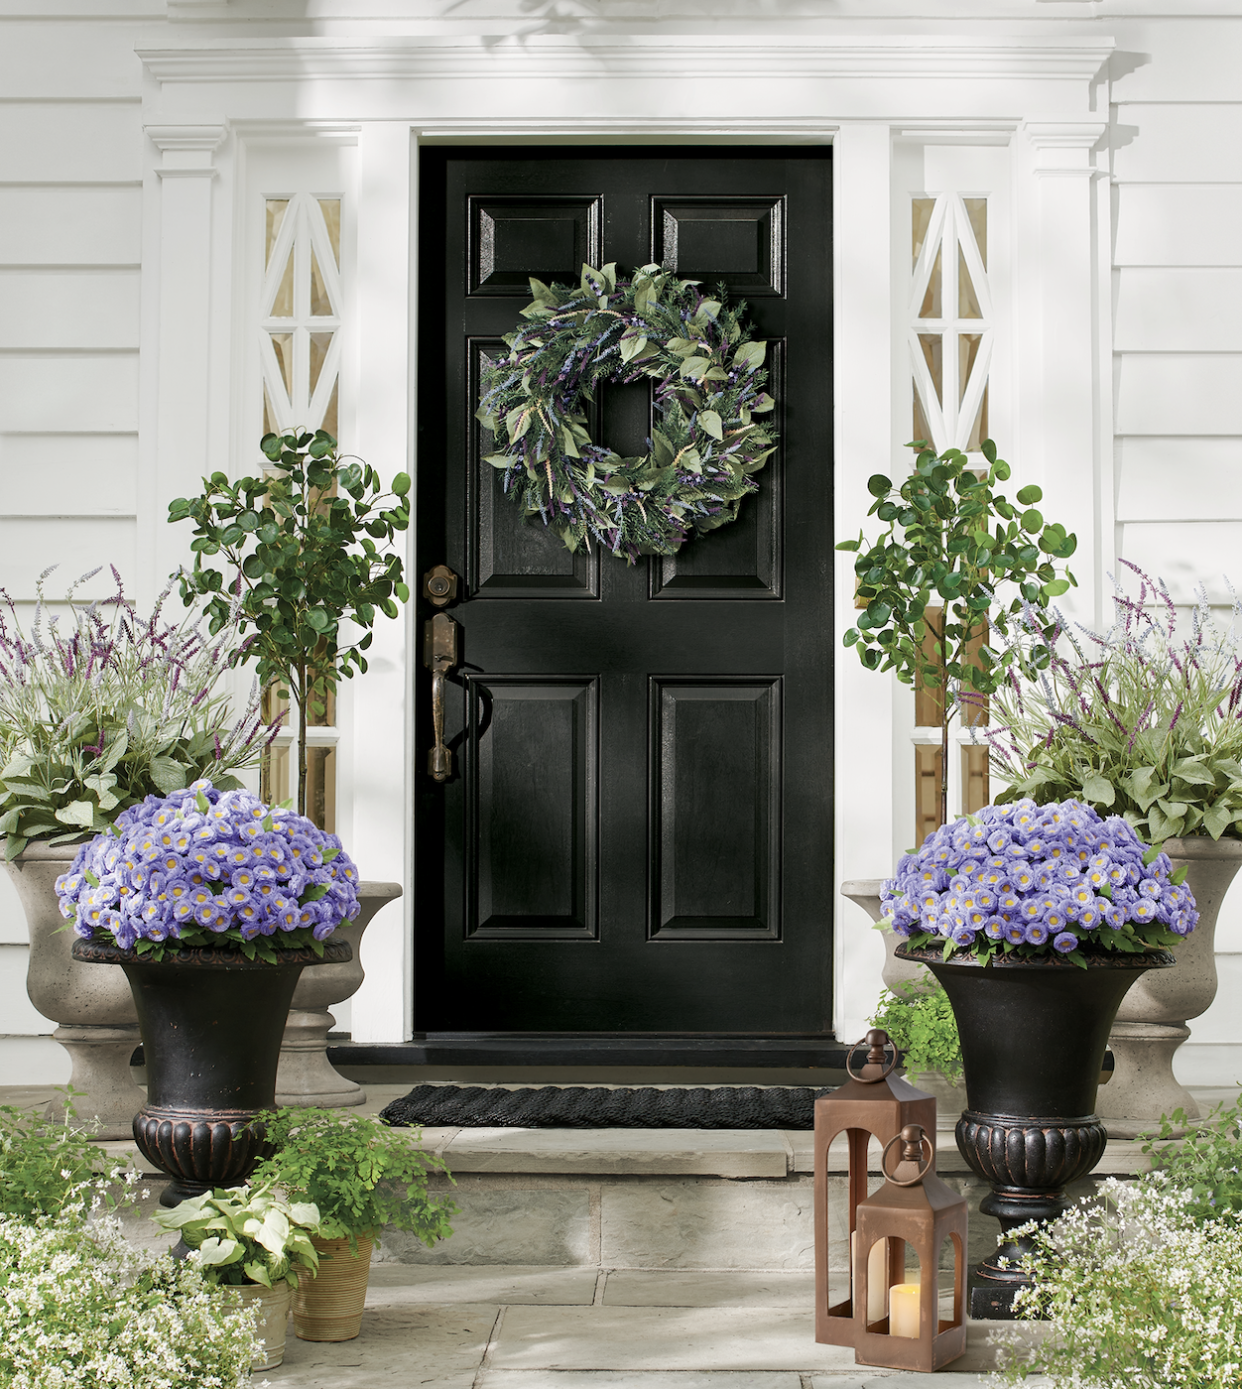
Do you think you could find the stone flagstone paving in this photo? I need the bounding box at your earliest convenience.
[262,1265,1050,1388]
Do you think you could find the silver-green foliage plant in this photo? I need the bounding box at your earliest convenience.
[0,1209,260,1389]
[993,1172,1242,1389]
[1142,1093,1242,1226]
[249,1107,456,1251]
[0,1091,129,1220]
[0,567,271,859]
[153,1182,321,1288]
[869,978,962,1085]
[988,561,1242,843]
[837,440,1077,828]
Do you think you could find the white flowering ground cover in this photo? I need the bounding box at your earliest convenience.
[0,1207,261,1389]
[994,1174,1242,1388]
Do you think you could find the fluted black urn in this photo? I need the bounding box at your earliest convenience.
[73,937,349,1205]
[895,942,1173,1318]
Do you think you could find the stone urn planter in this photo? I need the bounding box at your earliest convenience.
[1095,836,1242,1137]
[898,941,1173,1319]
[73,936,349,1204]
[842,879,926,992]
[5,843,144,1138]
[276,881,401,1109]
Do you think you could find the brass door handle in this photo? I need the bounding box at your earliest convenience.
[423,611,459,782]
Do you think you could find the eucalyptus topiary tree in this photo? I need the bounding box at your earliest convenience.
[836,439,1078,830]
[169,430,410,820]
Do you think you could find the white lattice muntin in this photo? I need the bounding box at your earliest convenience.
[909,192,992,455]
[260,192,343,437]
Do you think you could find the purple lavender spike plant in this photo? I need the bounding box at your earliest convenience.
[881,796,1194,968]
[55,779,359,962]
[984,560,1242,844]
[0,567,276,861]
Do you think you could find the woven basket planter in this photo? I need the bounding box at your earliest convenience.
[293,1234,374,1341]
[232,1281,294,1370]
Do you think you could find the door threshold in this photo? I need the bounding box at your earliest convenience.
[331,1034,849,1069]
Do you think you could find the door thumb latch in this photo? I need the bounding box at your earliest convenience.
[424,611,458,782]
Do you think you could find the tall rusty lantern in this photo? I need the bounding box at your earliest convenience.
[813,1029,937,1347]
[854,1123,968,1373]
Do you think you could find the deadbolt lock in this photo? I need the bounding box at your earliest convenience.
[422,564,459,607]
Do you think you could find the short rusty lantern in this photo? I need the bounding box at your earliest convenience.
[853,1123,968,1373]
[813,1029,937,1347]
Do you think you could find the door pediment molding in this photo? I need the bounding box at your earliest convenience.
[138,34,1114,88]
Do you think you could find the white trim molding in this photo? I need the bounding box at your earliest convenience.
[138,35,1115,86]
[135,28,1116,1049]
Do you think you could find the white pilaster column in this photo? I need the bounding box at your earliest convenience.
[348,122,415,1044]
[139,125,227,605]
[1023,122,1108,627]
[833,123,895,1042]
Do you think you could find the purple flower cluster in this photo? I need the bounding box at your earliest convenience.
[55,779,359,955]
[880,798,1196,960]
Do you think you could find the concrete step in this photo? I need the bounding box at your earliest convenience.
[93,1083,1162,1275]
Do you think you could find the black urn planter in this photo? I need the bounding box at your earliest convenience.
[72,937,350,1205]
[895,941,1173,1319]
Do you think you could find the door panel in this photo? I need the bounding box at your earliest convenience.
[416,147,834,1051]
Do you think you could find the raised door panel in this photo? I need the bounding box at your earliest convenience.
[465,675,599,940]
[468,340,599,598]
[469,195,602,296]
[652,196,785,296]
[649,678,782,941]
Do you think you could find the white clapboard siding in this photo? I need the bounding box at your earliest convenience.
[1117,521,1242,605]
[0,518,137,601]
[0,20,144,99]
[1114,185,1242,268]
[1111,19,1242,104]
[0,270,140,350]
[1115,353,1242,437]
[0,945,50,1035]
[0,435,137,516]
[0,187,142,266]
[1115,269,1242,352]
[0,355,138,433]
[0,103,142,184]
[1117,438,1242,522]
[1112,105,1242,185]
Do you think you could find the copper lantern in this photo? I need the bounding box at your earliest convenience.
[813,1029,937,1346]
[853,1123,968,1372]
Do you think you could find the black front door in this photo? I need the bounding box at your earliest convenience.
[415,146,834,1060]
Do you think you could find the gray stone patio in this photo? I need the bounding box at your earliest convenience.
[9,1078,1238,1385]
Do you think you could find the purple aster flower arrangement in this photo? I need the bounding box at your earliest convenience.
[55,779,360,962]
[880,797,1196,967]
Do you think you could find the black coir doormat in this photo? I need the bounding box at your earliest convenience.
[380,1084,831,1131]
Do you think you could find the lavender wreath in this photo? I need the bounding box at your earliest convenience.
[476,262,777,563]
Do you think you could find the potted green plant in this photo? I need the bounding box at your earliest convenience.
[168,429,410,820]
[249,1106,457,1342]
[837,438,1078,830]
[153,1181,321,1370]
[869,977,964,1112]
[57,781,356,1202]
[0,567,274,1136]
[985,561,1242,1132]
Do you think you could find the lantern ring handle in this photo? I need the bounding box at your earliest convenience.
[844,1034,898,1083]
[880,1131,934,1186]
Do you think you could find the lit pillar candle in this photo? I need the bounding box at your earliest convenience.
[888,1281,921,1338]
[851,1231,888,1322]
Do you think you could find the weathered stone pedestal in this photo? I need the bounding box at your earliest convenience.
[275,881,402,1109]
[1097,837,1242,1138]
[7,844,144,1139]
